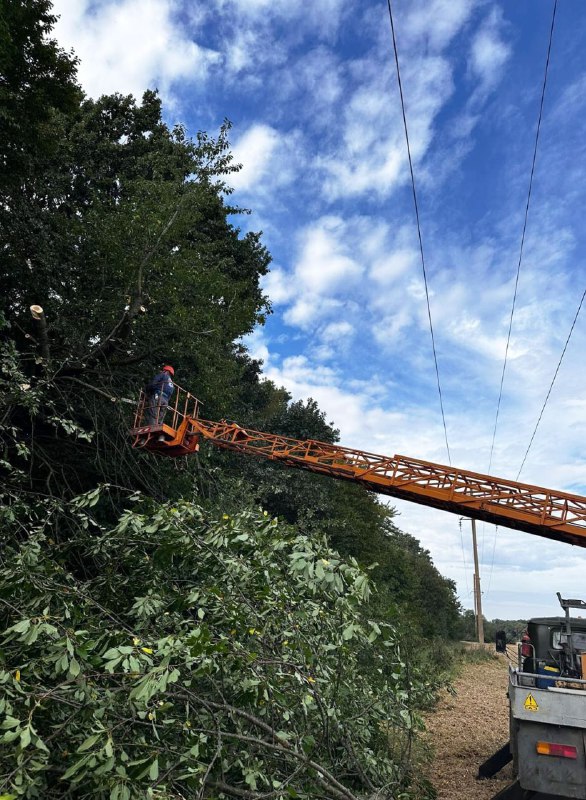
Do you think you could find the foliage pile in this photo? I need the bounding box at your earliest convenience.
[1,2,460,797]
[1,492,433,799]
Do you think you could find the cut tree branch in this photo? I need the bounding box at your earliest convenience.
[30,304,50,362]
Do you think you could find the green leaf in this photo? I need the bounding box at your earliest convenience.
[105,656,122,673]
[19,726,31,748]
[9,619,30,634]
[34,734,50,753]
[342,624,355,641]
[95,756,115,776]
[77,733,101,753]
[62,754,92,780]
[68,658,81,677]
[148,758,159,781]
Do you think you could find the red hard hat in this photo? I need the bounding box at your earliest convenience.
[162,365,175,376]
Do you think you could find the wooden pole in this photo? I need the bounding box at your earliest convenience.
[471,519,484,644]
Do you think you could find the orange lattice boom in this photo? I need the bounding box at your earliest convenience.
[130,384,586,548]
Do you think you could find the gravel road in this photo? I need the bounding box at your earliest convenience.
[423,652,514,799]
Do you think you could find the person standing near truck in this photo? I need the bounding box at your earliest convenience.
[144,365,175,426]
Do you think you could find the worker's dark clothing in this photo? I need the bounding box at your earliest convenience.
[144,371,174,426]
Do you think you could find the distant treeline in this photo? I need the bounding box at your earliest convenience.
[455,610,528,643]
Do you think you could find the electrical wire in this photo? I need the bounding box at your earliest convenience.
[486,0,558,478]
[484,0,558,599]
[484,277,583,596]
[487,0,560,594]
[386,0,451,466]
[516,287,586,481]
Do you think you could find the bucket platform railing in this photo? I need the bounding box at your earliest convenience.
[130,383,202,456]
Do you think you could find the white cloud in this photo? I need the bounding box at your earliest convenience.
[294,47,344,108]
[285,296,345,329]
[229,124,281,191]
[321,320,354,343]
[317,18,457,200]
[52,0,219,101]
[262,268,294,305]
[227,124,307,213]
[468,7,511,94]
[229,5,586,621]
[224,28,263,75]
[370,248,417,284]
[213,0,349,39]
[295,217,363,293]
[197,0,350,84]
[242,328,271,367]
[280,215,378,330]
[401,0,476,52]
[313,344,336,362]
[371,307,413,348]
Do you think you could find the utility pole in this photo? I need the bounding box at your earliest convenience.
[471,518,484,644]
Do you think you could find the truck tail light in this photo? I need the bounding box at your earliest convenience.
[520,631,532,658]
[536,741,578,759]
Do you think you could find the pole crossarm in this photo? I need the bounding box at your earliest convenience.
[129,386,586,548]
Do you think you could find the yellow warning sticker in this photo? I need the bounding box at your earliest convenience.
[524,693,539,712]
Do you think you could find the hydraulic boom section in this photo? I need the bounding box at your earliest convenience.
[130,383,586,548]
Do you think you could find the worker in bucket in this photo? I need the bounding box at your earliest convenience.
[144,365,175,426]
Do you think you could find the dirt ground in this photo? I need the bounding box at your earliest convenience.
[423,650,514,800]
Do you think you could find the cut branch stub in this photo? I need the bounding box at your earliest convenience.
[30,304,50,362]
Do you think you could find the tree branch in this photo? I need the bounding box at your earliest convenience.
[180,694,362,800]
[30,304,50,362]
[56,376,135,405]
[84,187,191,364]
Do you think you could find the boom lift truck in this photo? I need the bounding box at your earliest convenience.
[131,383,586,800]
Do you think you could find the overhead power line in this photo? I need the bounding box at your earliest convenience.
[485,0,558,598]
[487,0,558,477]
[516,287,586,481]
[386,0,451,465]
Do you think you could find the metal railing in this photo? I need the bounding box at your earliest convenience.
[133,382,201,433]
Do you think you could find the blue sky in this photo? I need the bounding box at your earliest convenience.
[52,0,586,621]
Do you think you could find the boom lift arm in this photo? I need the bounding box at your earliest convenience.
[130,383,586,549]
